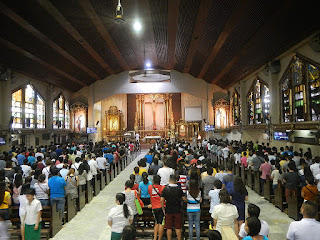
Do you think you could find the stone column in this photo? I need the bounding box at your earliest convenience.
[46,84,53,130]
[240,81,247,126]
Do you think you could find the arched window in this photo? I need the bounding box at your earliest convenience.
[231,90,241,125]
[11,84,45,129]
[247,78,270,124]
[53,95,70,129]
[280,54,320,122]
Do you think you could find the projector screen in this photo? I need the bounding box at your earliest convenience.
[185,107,202,121]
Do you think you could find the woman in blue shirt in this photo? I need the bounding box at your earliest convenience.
[139,172,152,205]
[243,217,269,240]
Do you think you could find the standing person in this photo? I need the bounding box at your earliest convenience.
[139,172,152,205]
[107,193,133,240]
[160,174,186,240]
[78,164,87,191]
[122,180,138,226]
[270,164,282,191]
[211,189,239,234]
[301,176,318,202]
[65,168,79,200]
[241,152,248,168]
[20,188,42,240]
[186,179,202,240]
[33,174,50,207]
[202,167,215,204]
[96,153,108,174]
[242,217,269,240]
[208,180,222,228]
[0,182,11,221]
[48,168,67,212]
[283,162,300,202]
[0,211,10,240]
[12,174,23,206]
[230,177,248,234]
[222,164,235,194]
[148,175,165,240]
[286,201,320,240]
[157,160,174,186]
[259,158,272,194]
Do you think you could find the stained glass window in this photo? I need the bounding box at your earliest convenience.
[11,85,45,129]
[52,95,70,129]
[12,89,22,128]
[280,54,319,122]
[231,90,241,125]
[247,78,269,124]
[308,64,320,121]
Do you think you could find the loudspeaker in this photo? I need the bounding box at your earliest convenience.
[309,40,320,52]
[96,121,99,126]
[270,60,280,74]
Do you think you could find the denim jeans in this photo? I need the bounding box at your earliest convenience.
[39,199,49,207]
[50,197,65,212]
[187,211,201,240]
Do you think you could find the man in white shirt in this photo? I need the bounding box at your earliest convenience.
[35,150,44,160]
[96,154,108,172]
[88,155,99,177]
[71,157,82,175]
[239,203,269,239]
[222,146,230,159]
[21,160,32,178]
[287,201,320,240]
[157,160,174,186]
[310,157,320,178]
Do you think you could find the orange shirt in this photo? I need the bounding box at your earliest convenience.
[302,185,318,202]
[148,184,165,209]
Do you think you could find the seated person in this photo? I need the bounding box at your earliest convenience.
[242,216,269,240]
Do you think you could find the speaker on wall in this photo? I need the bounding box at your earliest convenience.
[270,60,281,74]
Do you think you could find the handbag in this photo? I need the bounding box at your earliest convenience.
[134,190,144,215]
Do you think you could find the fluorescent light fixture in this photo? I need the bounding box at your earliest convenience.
[133,21,142,31]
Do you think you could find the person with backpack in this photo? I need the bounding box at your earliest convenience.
[148,175,165,240]
[160,174,186,240]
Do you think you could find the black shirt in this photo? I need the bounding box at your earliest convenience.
[161,185,184,214]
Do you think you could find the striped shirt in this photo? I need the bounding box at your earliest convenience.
[187,191,201,213]
[178,175,187,193]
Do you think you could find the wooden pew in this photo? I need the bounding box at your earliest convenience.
[263,175,272,202]
[93,174,101,196]
[99,171,106,190]
[288,188,302,220]
[77,185,86,211]
[236,164,240,177]
[241,166,246,184]
[86,180,93,203]
[274,181,286,211]
[51,203,63,237]
[65,194,77,222]
[9,206,52,239]
[254,171,261,194]
[110,164,115,181]
[247,168,253,189]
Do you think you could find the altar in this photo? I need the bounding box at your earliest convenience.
[144,135,162,144]
[134,94,176,138]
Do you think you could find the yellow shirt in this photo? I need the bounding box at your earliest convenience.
[0,191,11,209]
[201,168,218,178]
[133,167,147,176]
[279,160,286,167]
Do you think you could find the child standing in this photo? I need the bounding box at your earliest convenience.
[20,188,42,240]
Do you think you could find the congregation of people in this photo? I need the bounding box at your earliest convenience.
[108,139,320,240]
[0,140,137,239]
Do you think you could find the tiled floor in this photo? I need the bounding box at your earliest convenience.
[52,153,293,240]
[51,151,147,240]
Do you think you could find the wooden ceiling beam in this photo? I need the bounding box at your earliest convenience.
[167,0,180,69]
[183,0,213,73]
[0,37,86,87]
[77,0,129,70]
[36,0,114,74]
[198,0,252,78]
[0,1,100,81]
[212,0,293,87]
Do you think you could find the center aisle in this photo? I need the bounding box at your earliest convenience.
[246,187,293,240]
[51,151,147,240]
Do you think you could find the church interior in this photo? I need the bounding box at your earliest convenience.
[0,0,320,239]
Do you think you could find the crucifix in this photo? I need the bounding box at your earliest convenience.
[145,94,162,130]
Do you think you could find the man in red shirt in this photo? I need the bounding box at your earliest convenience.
[148,175,165,240]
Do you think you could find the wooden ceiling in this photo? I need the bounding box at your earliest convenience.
[0,0,319,92]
